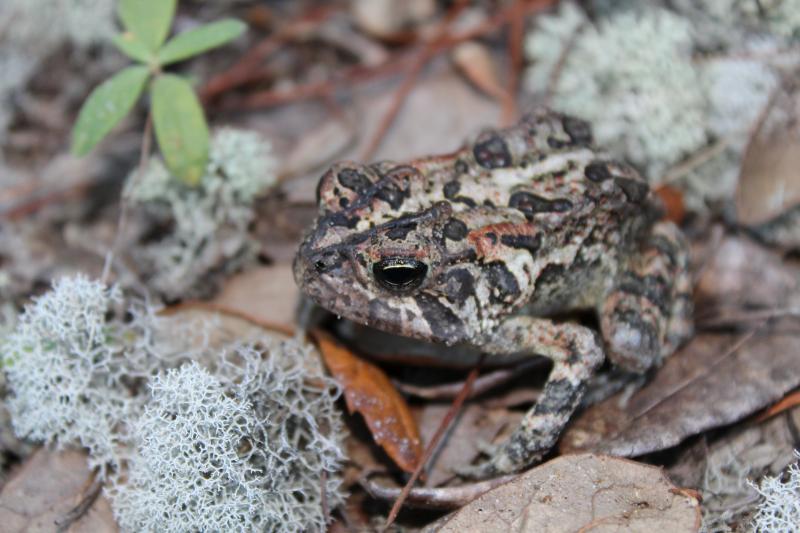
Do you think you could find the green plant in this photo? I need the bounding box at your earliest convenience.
[70,0,245,185]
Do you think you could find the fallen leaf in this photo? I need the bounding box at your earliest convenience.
[736,83,800,225]
[668,405,800,530]
[416,403,519,486]
[431,454,701,533]
[312,330,423,473]
[0,448,117,533]
[562,324,800,456]
[695,237,800,323]
[279,116,356,179]
[211,263,299,333]
[655,184,686,224]
[561,236,800,457]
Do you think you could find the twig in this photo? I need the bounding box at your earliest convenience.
[756,389,800,423]
[544,24,583,105]
[362,472,516,510]
[55,469,103,533]
[219,0,556,121]
[360,0,470,161]
[696,306,800,329]
[101,112,152,285]
[661,138,731,184]
[393,358,546,400]
[384,357,483,528]
[200,5,338,103]
[502,0,526,125]
[218,52,414,111]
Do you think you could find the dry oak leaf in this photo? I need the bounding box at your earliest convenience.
[735,84,800,226]
[432,453,701,533]
[312,329,423,473]
[562,236,800,457]
[0,449,116,533]
[211,262,298,333]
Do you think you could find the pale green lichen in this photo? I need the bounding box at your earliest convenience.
[1,276,145,472]
[127,128,278,300]
[3,275,347,532]
[525,4,709,181]
[0,0,115,50]
[749,452,800,532]
[109,343,345,533]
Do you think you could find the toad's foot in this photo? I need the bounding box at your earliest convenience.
[460,316,603,477]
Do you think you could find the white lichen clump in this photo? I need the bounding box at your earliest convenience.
[749,453,800,533]
[111,343,345,533]
[699,0,800,40]
[2,276,143,472]
[0,0,115,51]
[127,128,278,299]
[525,4,708,180]
[2,275,347,532]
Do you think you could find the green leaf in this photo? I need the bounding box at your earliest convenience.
[71,65,150,156]
[111,32,154,63]
[151,74,209,186]
[118,0,176,52]
[156,19,247,66]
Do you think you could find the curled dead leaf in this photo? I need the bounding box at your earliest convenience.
[431,454,701,532]
[655,184,686,224]
[562,236,800,458]
[736,83,800,226]
[312,330,423,473]
[0,449,116,533]
[210,262,299,334]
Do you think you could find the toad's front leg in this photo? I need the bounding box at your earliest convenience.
[459,316,604,478]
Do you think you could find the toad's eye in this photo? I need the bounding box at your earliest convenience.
[373,258,427,292]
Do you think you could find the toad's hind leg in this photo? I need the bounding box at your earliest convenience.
[601,221,693,372]
[459,317,604,478]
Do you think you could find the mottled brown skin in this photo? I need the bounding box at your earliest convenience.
[294,108,693,477]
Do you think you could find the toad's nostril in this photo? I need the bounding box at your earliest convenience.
[312,250,343,274]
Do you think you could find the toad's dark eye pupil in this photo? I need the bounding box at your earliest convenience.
[373,258,427,292]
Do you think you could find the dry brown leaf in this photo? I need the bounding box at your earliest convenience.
[561,236,800,457]
[654,184,686,224]
[211,263,299,333]
[694,236,800,325]
[0,449,117,533]
[279,117,356,179]
[312,330,423,473]
[735,84,800,225]
[416,403,519,486]
[431,454,701,533]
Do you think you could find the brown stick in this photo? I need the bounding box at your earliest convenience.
[384,358,482,528]
[54,469,103,533]
[101,111,153,284]
[200,5,338,103]
[362,472,516,510]
[502,0,526,125]
[393,357,546,400]
[359,0,470,161]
